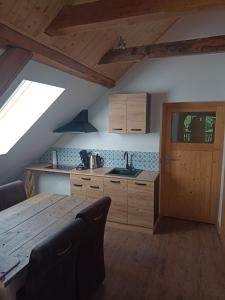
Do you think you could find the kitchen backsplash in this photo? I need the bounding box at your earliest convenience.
[40,147,159,171]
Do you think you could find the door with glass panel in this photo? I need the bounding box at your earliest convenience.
[160,102,225,223]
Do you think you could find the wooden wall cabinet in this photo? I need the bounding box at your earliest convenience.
[109,93,151,134]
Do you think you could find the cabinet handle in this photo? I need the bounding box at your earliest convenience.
[110,180,120,184]
[73,184,83,187]
[112,128,123,131]
[135,182,147,186]
[130,129,142,131]
[81,177,91,181]
[90,185,100,189]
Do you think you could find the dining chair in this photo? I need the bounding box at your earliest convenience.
[76,196,111,300]
[17,218,85,300]
[0,180,27,212]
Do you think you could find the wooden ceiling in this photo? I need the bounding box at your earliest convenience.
[0,0,224,87]
[0,0,179,83]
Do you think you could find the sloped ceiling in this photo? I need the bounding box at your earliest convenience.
[0,0,178,81]
[0,59,106,184]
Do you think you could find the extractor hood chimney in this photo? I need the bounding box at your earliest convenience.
[54,110,97,133]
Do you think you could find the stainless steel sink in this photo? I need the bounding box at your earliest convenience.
[106,167,142,177]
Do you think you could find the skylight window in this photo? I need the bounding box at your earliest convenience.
[0,80,65,155]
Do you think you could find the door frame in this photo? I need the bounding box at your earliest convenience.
[160,101,225,224]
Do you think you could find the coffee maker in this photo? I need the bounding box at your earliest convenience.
[76,150,89,170]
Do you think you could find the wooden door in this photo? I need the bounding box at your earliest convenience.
[109,94,127,133]
[161,102,224,224]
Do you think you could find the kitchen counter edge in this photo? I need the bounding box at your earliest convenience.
[25,164,159,182]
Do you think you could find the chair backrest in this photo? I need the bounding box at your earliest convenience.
[25,218,85,300]
[76,197,111,299]
[0,180,27,212]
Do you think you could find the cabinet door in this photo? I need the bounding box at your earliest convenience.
[104,177,127,223]
[86,177,104,201]
[70,174,86,199]
[128,180,154,228]
[126,93,148,133]
[109,94,127,133]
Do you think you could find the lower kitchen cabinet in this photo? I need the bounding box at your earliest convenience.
[127,180,154,228]
[70,174,103,201]
[103,177,127,223]
[70,172,159,232]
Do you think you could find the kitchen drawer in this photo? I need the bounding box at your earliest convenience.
[71,174,103,187]
[127,180,154,192]
[104,177,127,190]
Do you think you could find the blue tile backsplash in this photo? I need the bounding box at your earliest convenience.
[40,147,159,171]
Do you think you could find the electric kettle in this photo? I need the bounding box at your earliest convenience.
[89,153,97,169]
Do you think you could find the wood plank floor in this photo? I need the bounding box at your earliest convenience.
[94,218,225,300]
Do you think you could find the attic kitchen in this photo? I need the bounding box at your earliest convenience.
[2,2,225,300]
[26,93,160,233]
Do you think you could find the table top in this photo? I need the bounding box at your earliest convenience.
[0,193,90,287]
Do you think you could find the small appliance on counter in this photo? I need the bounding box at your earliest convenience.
[76,149,104,170]
[89,153,104,169]
[96,154,104,168]
[52,150,58,166]
[89,153,97,169]
[77,150,89,170]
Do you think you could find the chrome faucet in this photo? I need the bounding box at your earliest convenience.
[124,151,129,169]
[130,154,134,170]
[123,152,134,170]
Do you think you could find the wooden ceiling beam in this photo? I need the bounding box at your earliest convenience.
[99,35,225,64]
[45,0,225,35]
[0,47,32,98]
[0,23,115,88]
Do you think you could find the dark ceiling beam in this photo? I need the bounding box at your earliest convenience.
[0,23,115,88]
[99,35,225,64]
[0,47,32,98]
[45,0,225,35]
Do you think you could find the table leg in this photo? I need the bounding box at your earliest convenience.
[25,170,36,198]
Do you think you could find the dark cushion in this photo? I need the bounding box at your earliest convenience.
[76,197,111,300]
[24,218,85,300]
[0,180,27,212]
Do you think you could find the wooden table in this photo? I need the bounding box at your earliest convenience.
[0,193,90,300]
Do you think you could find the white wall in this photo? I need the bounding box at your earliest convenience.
[0,60,106,184]
[55,8,225,153]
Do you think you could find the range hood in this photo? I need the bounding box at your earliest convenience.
[54,110,97,133]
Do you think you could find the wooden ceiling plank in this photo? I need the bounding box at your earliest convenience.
[0,47,32,98]
[45,0,225,35]
[99,35,225,64]
[0,23,115,88]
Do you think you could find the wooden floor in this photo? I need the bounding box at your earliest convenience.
[94,218,225,300]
